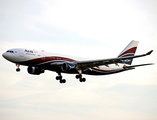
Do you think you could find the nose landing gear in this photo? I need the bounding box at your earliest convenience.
[16,63,20,72]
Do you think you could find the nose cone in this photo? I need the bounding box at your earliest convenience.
[2,52,15,62]
[2,50,20,63]
[2,52,7,59]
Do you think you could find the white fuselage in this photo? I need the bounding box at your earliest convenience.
[2,41,152,83]
[2,48,125,75]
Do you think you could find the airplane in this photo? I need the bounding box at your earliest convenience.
[2,40,153,84]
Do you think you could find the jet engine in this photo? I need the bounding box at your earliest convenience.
[27,66,44,75]
[61,62,78,72]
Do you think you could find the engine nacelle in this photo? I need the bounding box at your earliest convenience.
[27,66,44,75]
[61,62,77,72]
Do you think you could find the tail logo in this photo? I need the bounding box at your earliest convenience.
[118,40,139,65]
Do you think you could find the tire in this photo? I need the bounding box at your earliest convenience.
[76,75,79,79]
[16,68,20,72]
[62,79,66,83]
[60,79,66,83]
[56,76,62,80]
[82,78,86,82]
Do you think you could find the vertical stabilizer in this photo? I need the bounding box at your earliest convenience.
[118,40,139,65]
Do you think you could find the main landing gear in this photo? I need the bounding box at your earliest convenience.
[76,70,86,82]
[56,73,66,84]
[16,63,20,72]
[75,74,86,82]
[55,72,86,84]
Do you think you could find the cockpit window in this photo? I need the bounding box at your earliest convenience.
[7,50,14,53]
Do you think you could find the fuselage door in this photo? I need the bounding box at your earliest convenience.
[41,50,45,60]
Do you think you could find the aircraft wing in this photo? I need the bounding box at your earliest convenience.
[76,50,153,70]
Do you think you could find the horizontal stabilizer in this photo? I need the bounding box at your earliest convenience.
[123,63,154,70]
[146,50,153,55]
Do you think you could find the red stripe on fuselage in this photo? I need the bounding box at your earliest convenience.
[118,47,137,58]
[19,56,76,66]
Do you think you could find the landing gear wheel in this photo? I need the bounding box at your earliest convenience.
[60,79,66,84]
[82,78,86,82]
[76,75,79,79]
[76,74,82,79]
[79,78,86,82]
[79,78,83,82]
[16,68,20,72]
[56,76,62,80]
[56,76,59,80]
[16,63,20,72]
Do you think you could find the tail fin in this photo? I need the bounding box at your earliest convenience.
[118,40,139,65]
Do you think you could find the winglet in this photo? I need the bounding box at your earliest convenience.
[146,50,153,55]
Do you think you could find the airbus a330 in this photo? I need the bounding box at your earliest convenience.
[2,41,153,83]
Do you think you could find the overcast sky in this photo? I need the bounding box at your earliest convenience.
[0,0,157,120]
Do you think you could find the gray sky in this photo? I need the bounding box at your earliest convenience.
[0,0,157,120]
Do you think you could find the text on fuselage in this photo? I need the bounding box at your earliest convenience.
[25,49,34,53]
